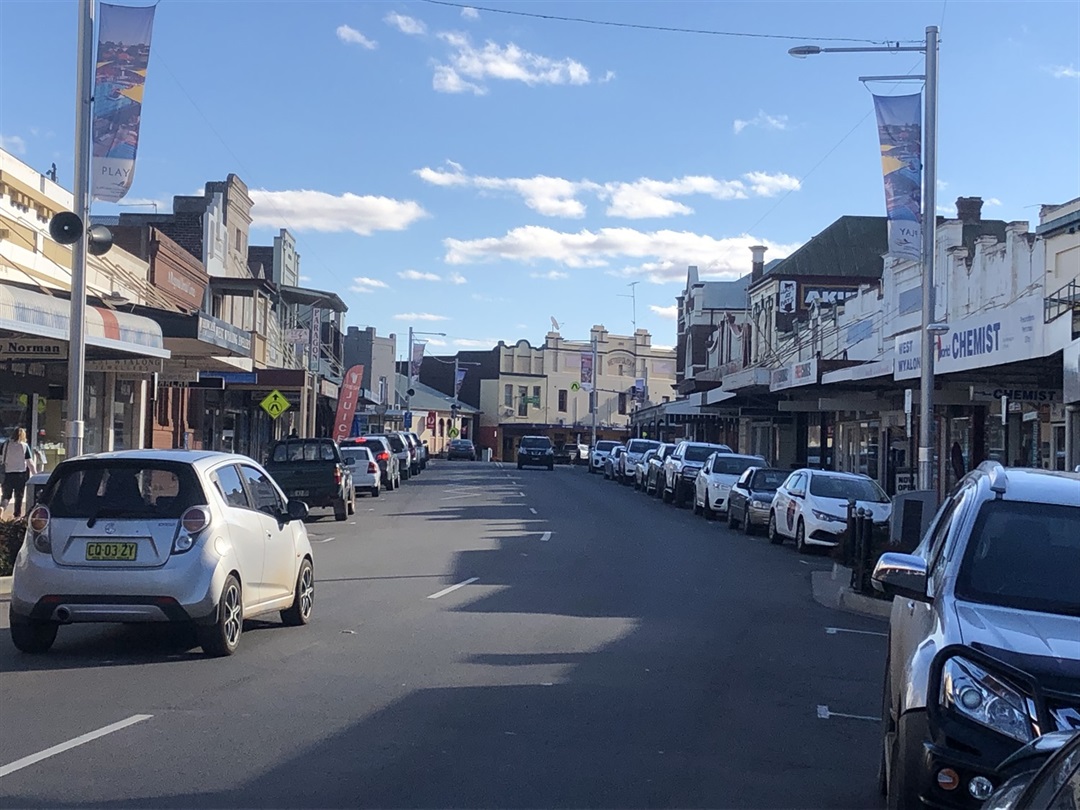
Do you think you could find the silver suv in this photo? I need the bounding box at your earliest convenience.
[873,462,1080,810]
[661,441,732,507]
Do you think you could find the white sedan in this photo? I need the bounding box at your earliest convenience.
[340,444,381,497]
[693,453,766,519]
[768,469,892,553]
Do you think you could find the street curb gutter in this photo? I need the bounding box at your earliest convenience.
[811,564,892,620]
[0,575,11,598]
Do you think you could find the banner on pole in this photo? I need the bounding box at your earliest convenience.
[454,367,467,398]
[633,378,646,403]
[91,3,156,202]
[873,93,923,260]
[410,341,426,378]
[332,365,365,442]
[580,352,594,391]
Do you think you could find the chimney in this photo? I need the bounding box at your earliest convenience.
[955,197,983,224]
[750,245,767,281]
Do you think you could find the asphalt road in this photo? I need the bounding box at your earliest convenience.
[0,460,888,809]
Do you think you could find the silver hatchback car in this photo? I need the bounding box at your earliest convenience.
[9,450,315,657]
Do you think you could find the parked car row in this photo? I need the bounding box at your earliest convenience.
[338,431,430,500]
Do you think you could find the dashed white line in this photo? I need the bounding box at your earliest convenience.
[518,491,526,497]
[311,537,336,544]
[0,714,153,778]
[817,705,878,722]
[825,627,888,638]
[440,493,482,500]
[540,531,551,542]
[529,508,537,515]
[427,577,480,600]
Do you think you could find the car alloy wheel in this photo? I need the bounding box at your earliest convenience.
[768,512,783,545]
[743,509,755,536]
[796,519,808,554]
[199,575,243,656]
[281,559,315,627]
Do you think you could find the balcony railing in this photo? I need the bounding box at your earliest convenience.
[1044,278,1080,324]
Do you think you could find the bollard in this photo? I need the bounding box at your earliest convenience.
[843,498,857,567]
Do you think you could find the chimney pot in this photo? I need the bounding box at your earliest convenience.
[750,245,767,281]
[955,197,983,224]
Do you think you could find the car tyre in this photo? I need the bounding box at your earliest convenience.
[674,481,687,508]
[198,574,243,657]
[743,510,756,536]
[334,498,348,522]
[371,486,380,498]
[878,654,893,797]
[662,481,673,503]
[281,558,315,627]
[768,512,783,545]
[346,493,356,516]
[9,611,58,654]
[693,496,703,516]
[796,519,808,554]
[726,504,736,528]
[887,712,925,810]
[548,463,554,471]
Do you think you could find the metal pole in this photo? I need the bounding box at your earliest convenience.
[66,0,95,460]
[406,326,414,414]
[917,25,939,493]
[590,334,598,450]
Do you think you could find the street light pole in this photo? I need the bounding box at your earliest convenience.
[590,334,598,450]
[66,0,95,459]
[789,26,939,492]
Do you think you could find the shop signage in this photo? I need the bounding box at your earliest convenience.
[285,328,309,345]
[970,387,1061,404]
[197,315,252,355]
[0,338,67,360]
[160,377,224,389]
[778,280,797,314]
[895,295,1044,381]
[426,412,436,430]
[201,371,257,385]
[770,358,818,392]
[86,358,163,373]
[158,369,200,384]
[309,308,321,371]
[332,364,365,442]
[320,379,339,399]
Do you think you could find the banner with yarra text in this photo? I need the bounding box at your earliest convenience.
[873,93,923,260]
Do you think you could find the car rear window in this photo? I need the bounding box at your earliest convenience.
[271,441,336,462]
[520,437,551,449]
[340,447,373,464]
[385,434,406,452]
[956,500,1080,617]
[42,460,206,519]
[595,441,618,452]
[451,439,473,447]
[684,445,720,462]
[627,439,660,454]
[712,456,765,475]
[751,469,788,490]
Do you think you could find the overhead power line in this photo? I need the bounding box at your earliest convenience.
[417,0,920,45]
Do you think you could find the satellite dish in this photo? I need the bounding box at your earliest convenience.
[49,211,83,245]
[550,316,560,331]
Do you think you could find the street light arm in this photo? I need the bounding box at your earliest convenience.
[789,43,925,57]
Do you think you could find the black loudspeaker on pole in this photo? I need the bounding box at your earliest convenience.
[48,211,113,256]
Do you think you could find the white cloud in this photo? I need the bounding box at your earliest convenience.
[415,163,802,219]
[600,70,616,83]
[394,312,449,321]
[733,110,789,135]
[653,344,675,351]
[461,6,479,19]
[299,275,312,282]
[444,225,801,283]
[384,12,427,35]
[1050,64,1080,79]
[742,171,801,197]
[336,25,377,49]
[530,270,569,280]
[937,203,958,217]
[351,276,390,293]
[649,304,678,320]
[448,272,468,284]
[249,189,427,235]
[0,134,27,154]
[425,337,449,347]
[399,269,442,281]
[985,197,1003,207]
[453,338,496,348]
[433,32,592,94]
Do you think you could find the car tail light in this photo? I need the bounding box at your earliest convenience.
[377,451,390,462]
[29,505,51,552]
[334,466,342,485]
[175,506,210,553]
[368,462,379,474]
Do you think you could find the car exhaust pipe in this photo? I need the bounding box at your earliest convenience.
[55,606,73,624]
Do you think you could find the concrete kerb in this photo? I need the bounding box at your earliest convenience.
[811,564,893,620]
[0,575,11,598]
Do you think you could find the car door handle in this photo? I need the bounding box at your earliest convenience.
[906,600,915,614]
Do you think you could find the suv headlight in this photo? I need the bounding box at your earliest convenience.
[812,509,847,523]
[940,657,1034,743]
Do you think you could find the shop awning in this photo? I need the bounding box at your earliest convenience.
[151,309,253,357]
[0,283,168,358]
[821,357,894,385]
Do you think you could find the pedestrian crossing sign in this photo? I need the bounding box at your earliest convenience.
[570,381,581,391]
[260,389,291,419]
[448,427,460,439]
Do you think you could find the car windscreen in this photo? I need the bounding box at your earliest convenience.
[595,441,618,452]
[626,439,660,454]
[712,456,764,475]
[42,460,207,519]
[520,437,551,449]
[272,441,335,462]
[385,434,406,452]
[955,500,1080,617]
[751,469,788,490]
[809,475,889,502]
[684,446,718,463]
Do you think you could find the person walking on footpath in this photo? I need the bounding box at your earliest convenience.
[1,427,38,519]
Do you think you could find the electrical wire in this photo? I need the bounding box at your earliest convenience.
[416,0,920,45]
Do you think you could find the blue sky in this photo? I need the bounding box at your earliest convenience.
[1,0,1077,354]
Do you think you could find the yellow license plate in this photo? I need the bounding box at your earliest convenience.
[85,542,138,562]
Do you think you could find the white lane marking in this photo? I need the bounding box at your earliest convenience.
[540,531,551,542]
[529,508,537,515]
[427,577,480,600]
[312,537,336,544]
[816,705,878,722]
[518,491,526,497]
[825,627,888,638]
[0,714,153,779]
[440,493,482,501]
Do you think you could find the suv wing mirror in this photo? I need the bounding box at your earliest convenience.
[872,552,929,602]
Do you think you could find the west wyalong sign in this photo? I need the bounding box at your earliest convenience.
[0,339,68,360]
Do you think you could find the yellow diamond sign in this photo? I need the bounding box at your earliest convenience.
[260,389,291,419]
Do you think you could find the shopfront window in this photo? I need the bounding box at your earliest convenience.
[84,373,105,454]
[112,378,138,451]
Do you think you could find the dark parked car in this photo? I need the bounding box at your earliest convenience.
[517,436,554,470]
[644,443,677,496]
[726,467,789,534]
[446,438,476,461]
[264,438,354,521]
